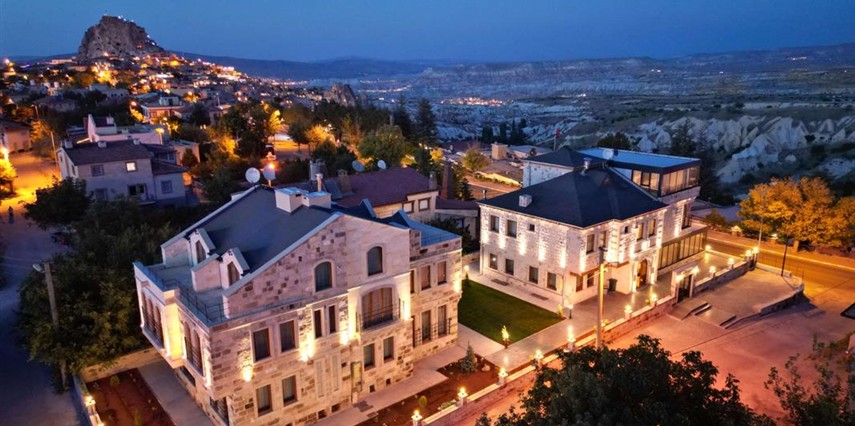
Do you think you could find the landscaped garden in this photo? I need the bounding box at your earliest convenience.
[458,280,562,344]
[87,369,174,426]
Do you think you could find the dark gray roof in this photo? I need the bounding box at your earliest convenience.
[191,187,334,271]
[578,148,699,173]
[526,147,606,169]
[63,140,152,165]
[151,160,187,175]
[479,168,667,228]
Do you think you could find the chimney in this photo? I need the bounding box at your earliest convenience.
[440,161,454,200]
[315,173,323,192]
[519,194,533,207]
[428,172,437,191]
[275,187,304,212]
[303,191,332,209]
[337,169,352,193]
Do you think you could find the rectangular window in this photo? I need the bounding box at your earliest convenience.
[327,305,337,334]
[489,215,499,232]
[314,309,323,339]
[420,265,431,290]
[438,305,448,336]
[489,253,498,270]
[161,180,173,194]
[437,261,447,285]
[410,270,415,294]
[648,219,656,237]
[128,184,146,196]
[506,220,517,238]
[418,198,430,211]
[528,223,535,232]
[504,259,514,275]
[636,222,644,239]
[125,161,137,172]
[93,188,107,201]
[598,231,607,249]
[280,321,296,352]
[682,204,692,228]
[528,266,539,284]
[421,311,432,342]
[256,385,272,416]
[363,343,375,369]
[282,376,297,405]
[586,234,595,253]
[404,201,414,213]
[576,275,583,292]
[547,273,558,290]
[252,329,270,362]
[586,272,596,289]
[383,337,394,361]
[650,173,660,193]
[91,164,104,176]
[640,171,651,187]
[623,225,629,234]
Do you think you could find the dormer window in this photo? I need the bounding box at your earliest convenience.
[367,247,383,276]
[227,262,240,285]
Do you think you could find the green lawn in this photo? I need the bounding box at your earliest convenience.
[458,280,562,344]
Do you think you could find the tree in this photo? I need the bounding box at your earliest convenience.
[429,217,477,253]
[669,121,695,157]
[453,163,473,200]
[187,103,211,126]
[481,125,494,144]
[173,123,209,143]
[24,177,90,229]
[0,159,17,197]
[498,122,508,144]
[305,125,333,153]
[413,98,437,143]
[30,119,57,159]
[481,335,768,426]
[312,141,356,175]
[705,208,728,230]
[460,343,477,373]
[202,168,240,206]
[413,148,440,177]
[287,119,310,152]
[461,147,490,173]
[765,340,854,425]
[180,149,199,170]
[340,115,364,147]
[392,97,413,140]
[357,125,409,168]
[597,132,632,150]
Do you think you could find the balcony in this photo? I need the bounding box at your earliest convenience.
[360,305,399,331]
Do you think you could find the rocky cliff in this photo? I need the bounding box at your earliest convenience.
[78,15,164,60]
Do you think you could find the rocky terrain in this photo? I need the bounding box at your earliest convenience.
[78,15,164,60]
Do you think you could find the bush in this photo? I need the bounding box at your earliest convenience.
[109,375,120,387]
[418,395,428,410]
[461,343,477,373]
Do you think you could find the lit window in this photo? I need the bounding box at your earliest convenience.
[489,253,498,270]
[125,161,137,172]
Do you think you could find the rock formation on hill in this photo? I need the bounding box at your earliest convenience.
[78,15,164,60]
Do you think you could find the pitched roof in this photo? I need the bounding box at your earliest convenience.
[479,168,667,228]
[526,146,606,169]
[151,159,187,175]
[62,140,152,165]
[295,167,436,208]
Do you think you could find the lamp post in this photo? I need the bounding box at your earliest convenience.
[596,247,619,349]
[32,262,67,390]
[781,237,794,277]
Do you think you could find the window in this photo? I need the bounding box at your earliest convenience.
[227,262,240,285]
[314,262,332,292]
[128,184,145,196]
[586,234,595,253]
[93,188,107,201]
[125,161,137,172]
[256,385,272,416]
[648,219,656,237]
[682,204,692,228]
[418,198,430,211]
[420,265,431,290]
[91,164,104,176]
[252,329,270,362]
[314,309,323,339]
[575,275,584,292]
[636,223,644,239]
[623,225,629,234]
[421,310,432,342]
[361,288,394,329]
[506,220,517,238]
[367,247,383,276]
[327,305,337,334]
[282,376,297,405]
[505,259,515,275]
[528,266,539,284]
[489,253,498,270]
[489,215,499,232]
[528,223,535,232]
[383,337,394,361]
[280,321,296,352]
[410,270,415,294]
[438,305,448,336]
[586,272,596,289]
[404,201,414,213]
[195,241,205,264]
[437,261,447,285]
[547,273,558,290]
[363,343,375,369]
[598,231,607,249]
[161,180,173,194]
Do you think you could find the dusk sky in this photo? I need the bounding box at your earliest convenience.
[2,0,854,62]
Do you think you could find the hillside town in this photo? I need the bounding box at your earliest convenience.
[1,12,855,426]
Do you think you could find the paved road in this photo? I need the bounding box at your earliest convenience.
[0,153,78,425]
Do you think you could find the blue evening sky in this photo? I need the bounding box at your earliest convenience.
[1,0,854,62]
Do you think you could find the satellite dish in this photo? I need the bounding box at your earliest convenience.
[603,148,615,160]
[377,160,387,170]
[352,160,365,172]
[262,165,276,182]
[245,167,260,184]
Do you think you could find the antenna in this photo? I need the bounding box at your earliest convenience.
[245,167,260,185]
[377,160,387,170]
[352,160,365,172]
[262,165,276,185]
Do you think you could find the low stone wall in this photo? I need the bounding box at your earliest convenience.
[694,262,749,295]
[80,347,161,382]
[72,375,103,426]
[462,252,480,268]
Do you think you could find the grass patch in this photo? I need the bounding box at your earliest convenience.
[458,280,562,344]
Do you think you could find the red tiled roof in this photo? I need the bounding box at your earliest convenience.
[335,167,435,208]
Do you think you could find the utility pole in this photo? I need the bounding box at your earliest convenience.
[596,261,605,349]
[35,262,67,390]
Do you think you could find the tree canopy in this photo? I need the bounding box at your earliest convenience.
[413,98,438,143]
[24,177,90,229]
[462,147,490,172]
[597,132,632,150]
[357,125,409,168]
[479,335,768,426]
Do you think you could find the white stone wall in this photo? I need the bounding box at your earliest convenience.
[522,162,572,187]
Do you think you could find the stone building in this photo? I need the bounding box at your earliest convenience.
[134,185,463,425]
[478,147,706,311]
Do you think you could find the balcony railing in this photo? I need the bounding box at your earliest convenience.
[414,318,453,347]
[177,284,225,324]
[359,305,399,331]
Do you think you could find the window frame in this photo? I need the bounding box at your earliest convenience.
[313,309,324,339]
[528,266,539,284]
[383,337,394,361]
[547,272,558,290]
[437,261,447,285]
[327,305,337,335]
[161,179,173,194]
[252,328,271,363]
[403,201,414,213]
[648,219,656,237]
[125,161,137,173]
[528,223,535,232]
[489,215,499,232]
[420,265,431,290]
[282,375,298,405]
[91,164,104,176]
[279,320,296,353]
[506,220,517,238]
[314,261,333,292]
[363,343,375,369]
[256,384,272,416]
[367,246,384,276]
[585,234,595,254]
[418,198,430,211]
[489,253,498,270]
[227,262,240,285]
[504,258,514,276]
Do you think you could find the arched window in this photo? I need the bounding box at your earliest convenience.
[361,287,394,329]
[227,262,240,285]
[195,241,205,264]
[367,246,383,276]
[314,262,333,292]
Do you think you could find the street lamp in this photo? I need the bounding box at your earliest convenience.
[32,262,68,390]
[781,237,794,277]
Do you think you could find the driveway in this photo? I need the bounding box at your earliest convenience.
[0,153,78,425]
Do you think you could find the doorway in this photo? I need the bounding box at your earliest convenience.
[636,260,649,289]
[677,273,694,302]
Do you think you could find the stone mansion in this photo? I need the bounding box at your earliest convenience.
[478,147,707,310]
[134,185,463,425]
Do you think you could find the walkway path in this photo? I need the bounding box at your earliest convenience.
[138,361,212,426]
